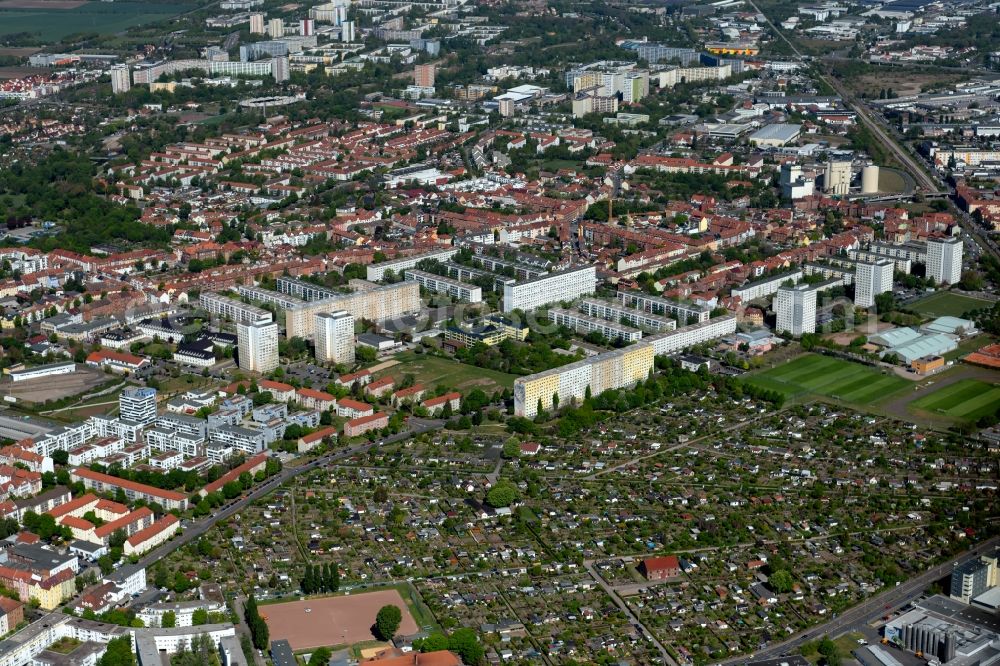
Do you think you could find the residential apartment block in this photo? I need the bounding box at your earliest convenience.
[283,281,420,340]
[365,248,459,282]
[314,310,355,365]
[855,259,894,308]
[514,343,654,418]
[404,269,482,303]
[502,265,597,313]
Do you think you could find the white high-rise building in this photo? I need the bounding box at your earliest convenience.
[926,236,963,285]
[775,283,818,336]
[237,320,279,373]
[341,20,355,42]
[300,18,315,35]
[268,17,284,37]
[315,311,354,365]
[110,65,131,94]
[250,12,265,33]
[272,56,289,82]
[120,387,157,425]
[854,259,894,308]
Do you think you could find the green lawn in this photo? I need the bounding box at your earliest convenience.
[909,379,1000,422]
[744,354,910,405]
[0,0,196,41]
[908,292,993,319]
[380,352,516,394]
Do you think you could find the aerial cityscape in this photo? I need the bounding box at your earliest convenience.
[0,0,998,664]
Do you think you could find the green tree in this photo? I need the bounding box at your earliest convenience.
[769,570,794,593]
[161,611,176,628]
[309,647,333,666]
[374,604,402,640]
[97,637,136,666]
[485,480,519,508]
[447,628,484,665]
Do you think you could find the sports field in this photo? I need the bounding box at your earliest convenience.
[908,292,992,319]
[262,589,419,651]
[744,354,909,404]
[909,379,1000,422]
[0,0,195,41]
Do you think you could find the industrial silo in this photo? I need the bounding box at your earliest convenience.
[861,165,880,194]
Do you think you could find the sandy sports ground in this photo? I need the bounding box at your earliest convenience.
[262,589,419,651]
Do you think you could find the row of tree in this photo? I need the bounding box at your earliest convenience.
[243,596,269,650]
[300,563,340,595]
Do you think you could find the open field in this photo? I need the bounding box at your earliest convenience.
[877,167,910,194]
[380,351,517,393]
[908,379,1000,422]
[0,0,86,9]
[0,66,45,79]
[908,292,993,318]
[0,365,108,405]
[0,0,196,41]
[744,354,910,405]
[0,46,40,56]
[261,589,418,651]
[846,71,965,98]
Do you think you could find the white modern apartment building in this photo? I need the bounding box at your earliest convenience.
[855,259,894,308]
[579,299,677,332]
[283,281,420,340]
[120,387,157,425]
[616,291,711,324]
[404,269,482,303]
[200,293,273,325]
[656,64,731,89]
[110,64,131,94]
[641,315,738,356]
[366,248,459,282]
[503,266,597,313]
[731,270,804,303]
[549,308,643,342]
[775,283,818,336]
[237,284,304,309]
[926,236,963,285]
[850,249,912,274]
[314,311,355,365]
[208,425,267,456]
[237,321,279,373]
[866,241,927,264]
[145,428,202,458]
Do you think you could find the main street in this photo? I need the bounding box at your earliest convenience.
[718,535,1000,665]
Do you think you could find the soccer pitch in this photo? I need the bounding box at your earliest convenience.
[908,292,992,319]
[745,354,910,405]
[909,379,1000,422]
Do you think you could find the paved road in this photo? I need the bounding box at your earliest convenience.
[584,561,678,666]
[716,535,1000,665]
[129,418,444,573]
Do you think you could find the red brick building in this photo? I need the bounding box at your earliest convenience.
[639,555,681,580]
